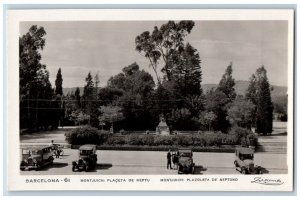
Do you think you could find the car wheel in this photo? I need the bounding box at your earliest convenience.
[72,166,76,172]
[50,156,54,164]
[234,161,238,167]
[85,166,89,172]
[241,168,247,174]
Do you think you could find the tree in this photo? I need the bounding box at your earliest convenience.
[169,43,204,116]
[203,111,217,131]
[19,25,56,131]
[170,43,202,95]
[64,93,77,125]
[204,89,231,133]
[135,21,205,130]
[54,68,64,126]
[55,68,63,96]
[107,63,157,130]
[70,110,90,126]
[255,66,273,134]
[246,66,273,134]
[74,87,81,109]
[98,87,124,106]
[227,96,255,129]
[166,108,200,131]
[245,74,257,127]
[94,72,100,94]
[135,20,195,83]
[82,72,99,127]
[246,74,257,104]
[122,62,139,76]
[99,105,124,133]
[19,25,47,97]
[217,62,236,101]
[83,72,94,99]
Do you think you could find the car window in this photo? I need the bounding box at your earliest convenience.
[80,150,92,155]
[180,153,191,157]
[23,149,39,155]
[240,154,253,160]
[22,149,30,154]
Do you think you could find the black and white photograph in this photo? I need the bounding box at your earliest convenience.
[7,9,294,191]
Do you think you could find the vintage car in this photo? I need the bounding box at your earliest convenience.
[20,146,54,170]
[177,148,195,174]
[72,144,97,172]
[234,147,262,174]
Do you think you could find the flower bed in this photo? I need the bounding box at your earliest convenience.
[65,126,257,151]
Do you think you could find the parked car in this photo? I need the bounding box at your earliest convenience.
[20,146,54,170]
[177,148,195,174]
[72,144,97,172]
[234,147,262,174]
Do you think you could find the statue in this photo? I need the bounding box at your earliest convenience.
[157,115,170,135]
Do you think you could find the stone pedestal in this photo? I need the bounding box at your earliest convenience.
[156,117,170,135]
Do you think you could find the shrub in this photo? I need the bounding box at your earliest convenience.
[105,136,126,145]
[65,126,109,145]
[229,127,252,140]
[127,134,143,145]
[192,136,207,147]
[175,135,193,146]
[153,136,174,146]
[141,135,155,146]
[229,126,257,147]
[246,134,258,147]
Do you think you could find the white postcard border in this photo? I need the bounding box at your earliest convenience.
[7,9,295,191]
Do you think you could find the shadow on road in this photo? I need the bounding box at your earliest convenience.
[258,132,287,137]
[260,167,269,174]
[194,165,206,174]
[91,163,113,171]
[234,166,269,174]
[54,154,70,157]
[37,162,69,171]
[273,132,287,136]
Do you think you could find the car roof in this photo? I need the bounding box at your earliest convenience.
[79,144,96,150]
[178,148,192,153]
[236,147,254,154]
[21,145,51,150]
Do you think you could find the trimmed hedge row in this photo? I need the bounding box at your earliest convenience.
[65,126,257,148]
[106,134,239,147]
[71,144,236,153]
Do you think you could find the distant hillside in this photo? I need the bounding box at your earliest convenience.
[63,80,287,98]
[202,80,287,97]
[63,87,84,96]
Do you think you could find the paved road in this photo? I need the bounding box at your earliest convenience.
[20,149,287,175]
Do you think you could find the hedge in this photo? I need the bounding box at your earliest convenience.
[65,126,257,148]
[65,126,109,145]
[71,144,236,153]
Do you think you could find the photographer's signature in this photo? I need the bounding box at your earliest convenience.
[251,177,284,185]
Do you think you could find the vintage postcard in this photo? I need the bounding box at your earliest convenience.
[7,9,294,191]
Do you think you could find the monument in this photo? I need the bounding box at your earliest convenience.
[156,115,170,135]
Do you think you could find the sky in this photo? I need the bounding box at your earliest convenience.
[20,20,288,88]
